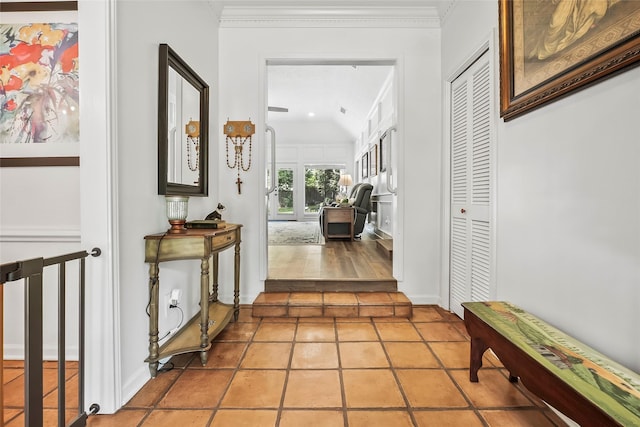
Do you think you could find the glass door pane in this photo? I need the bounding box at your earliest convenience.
[269,165,295,220]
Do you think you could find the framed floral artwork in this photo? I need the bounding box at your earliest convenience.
[0,2,79,166]
[500,0,640,120]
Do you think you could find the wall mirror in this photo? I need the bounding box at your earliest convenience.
[158,43,209,196]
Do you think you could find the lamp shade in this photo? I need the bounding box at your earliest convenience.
[165,195,189,234]
[338,174,353,187]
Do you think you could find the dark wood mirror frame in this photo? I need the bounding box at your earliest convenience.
[158,43,209,196]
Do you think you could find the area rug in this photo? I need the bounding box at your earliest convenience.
[268,221,321,244]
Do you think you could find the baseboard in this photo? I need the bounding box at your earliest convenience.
[401,294,441,306]
[120,364,152,411]
[4,344,79,361]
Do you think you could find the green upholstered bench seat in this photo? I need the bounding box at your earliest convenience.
[462,301,640,427]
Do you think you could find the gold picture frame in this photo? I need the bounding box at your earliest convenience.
[499,0,640,120]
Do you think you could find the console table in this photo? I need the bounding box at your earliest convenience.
[323,206,354,240]
[144,224,241,377]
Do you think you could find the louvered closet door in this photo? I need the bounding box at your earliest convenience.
[450,52,493,318]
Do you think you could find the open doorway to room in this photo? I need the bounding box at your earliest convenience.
[265,60,397,286]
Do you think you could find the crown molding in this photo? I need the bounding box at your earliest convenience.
[437,0,457,26]
[219,5,441,28]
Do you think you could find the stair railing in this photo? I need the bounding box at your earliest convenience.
[0,248,101,427]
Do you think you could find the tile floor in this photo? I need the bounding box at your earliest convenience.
[3,305,568,427]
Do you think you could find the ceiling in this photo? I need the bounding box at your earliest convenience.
[267,63,394,142]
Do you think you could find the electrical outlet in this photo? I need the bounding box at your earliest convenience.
[170,289,181,307]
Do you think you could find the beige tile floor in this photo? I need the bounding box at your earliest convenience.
[3,305,568,427]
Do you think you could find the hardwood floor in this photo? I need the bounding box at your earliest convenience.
[267,231,394,292]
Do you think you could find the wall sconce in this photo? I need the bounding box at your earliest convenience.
[224,120,255,194]
[185,119,200,175]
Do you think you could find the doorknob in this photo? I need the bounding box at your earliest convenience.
[460,208,466,214]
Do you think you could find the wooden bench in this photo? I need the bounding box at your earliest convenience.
[462,301,640,427]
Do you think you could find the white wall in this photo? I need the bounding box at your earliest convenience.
[0,165,81,358]
[113,0,220,405]
[356,72,395,208]
[218,24,442,304]
[441,0,640,372]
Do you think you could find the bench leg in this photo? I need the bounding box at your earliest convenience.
[470,337,488,382]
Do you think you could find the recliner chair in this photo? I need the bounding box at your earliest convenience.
[319,183,373,238]
[350,183,373,237]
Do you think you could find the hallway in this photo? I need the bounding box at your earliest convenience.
[4,306,567,426]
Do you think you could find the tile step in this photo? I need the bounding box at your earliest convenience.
[251,291,411,318]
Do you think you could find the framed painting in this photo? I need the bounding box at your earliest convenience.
[378,135,386,173]
[0,2,79,166]
[499,0,640,120]
[369,144,377,177]
[361,152,368,179]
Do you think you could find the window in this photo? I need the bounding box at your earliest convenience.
[304,167,341,213]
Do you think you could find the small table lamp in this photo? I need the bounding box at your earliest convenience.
[165,195,189,233]
[338,173,353,195]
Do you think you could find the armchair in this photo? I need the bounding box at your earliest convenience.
[350,183,373,237]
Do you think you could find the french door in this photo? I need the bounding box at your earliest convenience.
[268,164,296,220]
[449,51,495,318]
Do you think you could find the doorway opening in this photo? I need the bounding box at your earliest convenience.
[265,60,397,286]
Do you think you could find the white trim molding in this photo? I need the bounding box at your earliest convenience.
[219,5,440,28]
[78,0,121,414]
[0,226,81,243]
[437,0,458,26]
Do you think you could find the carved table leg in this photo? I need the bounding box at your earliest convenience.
[233,236,241,321]
[211,254,219,303]
[199,258,210,366]
[148,262,160,377]
[470,336,488,382]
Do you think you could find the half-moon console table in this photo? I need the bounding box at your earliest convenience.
[144,224,242,377]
